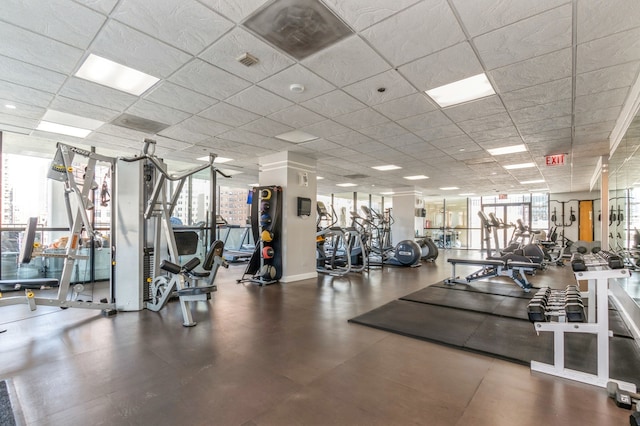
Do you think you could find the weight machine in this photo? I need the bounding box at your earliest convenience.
[0,143,116,314]
[115,139,229,326]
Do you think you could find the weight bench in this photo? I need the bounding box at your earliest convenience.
[0,278,59,292]
[444,257,540,292]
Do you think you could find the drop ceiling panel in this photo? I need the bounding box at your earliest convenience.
[0,112,39,129]
[457,112,514,133]
[299,120,350,139]
[0,99,45,120]
[323,0,420,31]
[113,0,232,55]
[258,65,335,102]
[170,59,252,100]
[144,82,217,114]
[240,117,293,137]
[343,70,417,106]
[576,62,640,97]
[574,106,621,127]
[379,132,422,147]
[301,90,367,117]
[59,78,137,111]
[576,27,640,74]
[74,0,118,14]
[577,0,640,44]
[226,85,293,115]
[91,20,191,78]
[267,105,325,128]
[451,0,568,37]
[126,100,191,126]
[399,42,484,91]
[522,128,572,144]
[490,48,572,93]
[49,97,120,122]
[501,78,572,111]
[518,116,572,135]
[158,126,209,144]
[474,4,572,70]
[200,28,294,83]
[397,110,453,132]
[198,0,269,22]
[327,131,376,147]
[468,127,520,143]
[177,115,233,137]
[198,103,260,127]
[362,0,465,67]
[0,55,66,94]
[4,0,106,49]
[359,122,408,140]
[415,124,465,142]
[373,93,437,121]
[0,22,83,74]
[0,82,52,109]
[333,108,389,129]
[302,36,390,87]
[510,99,572,125]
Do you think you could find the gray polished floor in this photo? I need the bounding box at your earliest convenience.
[0,250,636,425]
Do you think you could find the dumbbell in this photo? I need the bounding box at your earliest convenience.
[632,406,640,426]
[564,302,586,322]
[607,381,640,410]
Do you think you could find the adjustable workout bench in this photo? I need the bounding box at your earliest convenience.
[444,257,540,292]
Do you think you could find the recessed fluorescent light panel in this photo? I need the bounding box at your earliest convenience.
[317,176,324,180]
[75,54,160,95]
[520,179,545,184]
[336,183,357,187]
[372,165,401,171]
[275,130,318,143]
[425,73,495,108]
[403,175,429,180]
[42,110,104,130]
[36,121,92,138]
[440,187,459,190]
[504,162,535,170]
[487,144,527,156]
[459,193,475,196]
[5,104,16,109]
[197,156,233,163]
[380,191,395,195]
[219,169,243,176]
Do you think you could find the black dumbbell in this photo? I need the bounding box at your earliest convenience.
[606,381,640,410]
[527,303,547,322]
[565,303,586,322]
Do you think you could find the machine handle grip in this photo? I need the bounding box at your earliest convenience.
[160,260,181,274]
[182,257,201,272]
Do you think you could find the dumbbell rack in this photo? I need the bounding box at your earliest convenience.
[530,258,636,393]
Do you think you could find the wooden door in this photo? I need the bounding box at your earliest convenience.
[579,200,593,241]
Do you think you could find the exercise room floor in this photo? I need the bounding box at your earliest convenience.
[0,250,637,425]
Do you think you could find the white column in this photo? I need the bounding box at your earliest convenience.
[600,158,609,251]
[391,189,422,243]
[259,152,317,283]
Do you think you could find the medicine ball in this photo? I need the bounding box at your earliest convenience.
[260,200,270,212]
[259,264,276,279]
[261,230,274,242]
[260,189,272,200]
[260,213,272,227]
[262,246,274,259]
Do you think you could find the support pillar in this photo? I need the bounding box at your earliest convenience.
[391,189,422,243]
[259,152,317,283]
[600,158,609,251]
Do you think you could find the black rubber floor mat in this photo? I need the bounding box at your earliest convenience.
[430,280,536,299]
[400,286,506,315]
[350,297,640,387]
[0,380,16,426]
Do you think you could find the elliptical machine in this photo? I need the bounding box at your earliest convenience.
[483,212,545,266]
[359,206,422,267]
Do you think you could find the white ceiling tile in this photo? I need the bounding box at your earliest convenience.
[240,117,293,137]
[475,4,572,70]
[73,0,118,14]
[96,123,151,141]
[299,120,350,139]
[226,86,293,116]
[0,112,39,129]
[0,98,45,120]
[343,70,417,106]
[576,62,640,97]
[458,112,514,133]
[574,106,621,127]
[577,27,640,74]
[522,128,571,144]
[359,122,408,141]
[200,28,294,83]
[198,0,269,22]
[177,115,233,137]
[444,96,506,123]
[158,126,209,144]
[169,59,252,100]
[575,87,630,114]
[0,22,84,74]
[373,93,437,121]
[380,132,422,147]
[323,0,421,31]
[92,20,191,78]
[501,78,572,111]
[126,100,191,126]
[0,55,66,94]
[59,77,137,111]
[302,36,390,87]
[3,0,106,49]
[258,65,335,102]
[577,0,640,44]
[297,138,342,152]
[327,131,376,147]
[476,136,524,149]
[452,0,568,37]
[144,82,217,115]
[362,0,465,66]
[153,136,194,151]
[490,48,572,93]
[113,0,232,55]
[469,127,521,144]
[267,105,326,128]
[333,108,389,130]
[301,90,367,117]
[397,110,453,132]
[517,116,572,135]
[198,103,260,127]
[510,99,572,125]
[49,96,120,122]
[415,124,465,142]
[0,81,54,109]
[399,42,485,92]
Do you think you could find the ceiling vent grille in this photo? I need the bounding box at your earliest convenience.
[236,53,259,67]
[111,113,169,134]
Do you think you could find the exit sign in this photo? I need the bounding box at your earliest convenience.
[545,154,565,166]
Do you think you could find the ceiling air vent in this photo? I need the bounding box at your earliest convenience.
[236,52,259,67]
[111,113,169,134]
